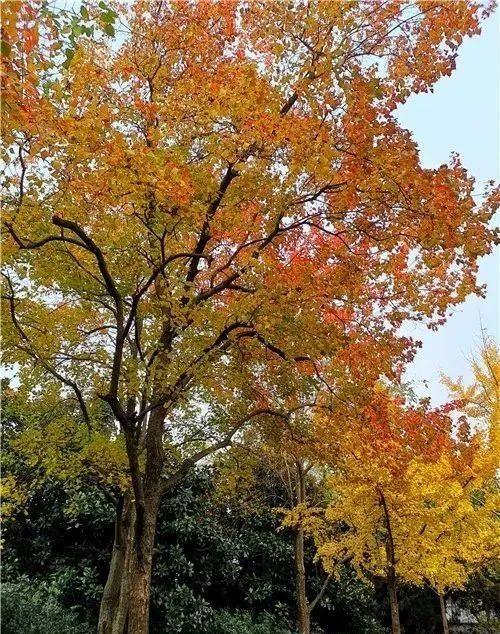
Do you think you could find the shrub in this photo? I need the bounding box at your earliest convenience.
[208,609,293,634]
[1,578,93,634]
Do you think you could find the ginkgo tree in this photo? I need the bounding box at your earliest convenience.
[443,336,499,438]
[2,1,498,632]
[305,388,499,634]
[431,337,500,633]
[401,437,499,634]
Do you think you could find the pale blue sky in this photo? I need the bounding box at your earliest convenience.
[396,12,499,404]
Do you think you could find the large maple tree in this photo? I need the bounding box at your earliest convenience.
[2,1,498,632]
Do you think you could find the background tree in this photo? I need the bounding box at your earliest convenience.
[400,437,499,634]
[3,1,498,631]
[218,420,334,634]
[442,337,499,437]
[451,564,500,633]
[308,390,498,634]
[305,392,454,633]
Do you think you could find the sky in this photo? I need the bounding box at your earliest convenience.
[396,11,499,405]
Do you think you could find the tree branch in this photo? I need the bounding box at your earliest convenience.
[161,407,291,492]
[2,274,92,428]
[308,572,333,614]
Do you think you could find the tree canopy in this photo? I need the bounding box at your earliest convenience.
[1,2,498,633]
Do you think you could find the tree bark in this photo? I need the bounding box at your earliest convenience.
[124,403,165,634]
[112,501,136,634]
[293,460,310,634]
[294,526,310,634]
[124,493,160,634]
[439,592,449,634]
[98,495,132,634]
[378,488,400,634]
[388,577,401,634]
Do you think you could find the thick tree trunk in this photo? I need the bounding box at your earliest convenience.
[125,493,160,634]
[439,593,449,634]
[98,495,132,634]
[294,526,310,634]
[112,501,136,634]
[95,398,166,634]
[124,404,165,634]
[388,578,401,634]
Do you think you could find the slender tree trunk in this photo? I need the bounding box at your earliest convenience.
[388,577,401,634]
[98,495,132,634]
[378,489,400,634]
[294,526,310,634]
[439,593,449,634]
[293,460,310,634]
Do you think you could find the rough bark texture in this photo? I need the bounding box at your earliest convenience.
[98,496,130,634]
[124,403,165,634]
[112,502,135,634]
[388,579,401,634]
[439,593,450,634]
[125,494,160,634]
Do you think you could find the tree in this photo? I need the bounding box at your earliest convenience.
[2,1,498,631]
[433,337,500,633]
[219,421,334,634]
[301,391,451,632]
[452,563,500,632]
[216,422,388,634]
[442,336,499,437]
[400,438,498,634]
[309,389,498,634]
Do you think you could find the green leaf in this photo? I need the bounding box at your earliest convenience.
[80,5,89,20]
[62,48,75,69]
[101,11,117,24]
[103,23,115,37]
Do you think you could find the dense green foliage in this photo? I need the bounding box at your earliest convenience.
[2,578,94,634]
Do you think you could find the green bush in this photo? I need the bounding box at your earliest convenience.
[474,616,500,634]
[208,609,293,634]
[152,583,213,633]
[1,578,93,634]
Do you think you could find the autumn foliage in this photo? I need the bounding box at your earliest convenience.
[1,2,499,633]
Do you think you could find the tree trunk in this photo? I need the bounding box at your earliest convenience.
[293,460,310,634]
[125,493,160,634]
[98,495,132,634]
[112,501,136,634]
[378,489,400,634]
[388,578,401,634]
[294,526,310,634]
[439,593,449,634]
[124,403,165,634]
